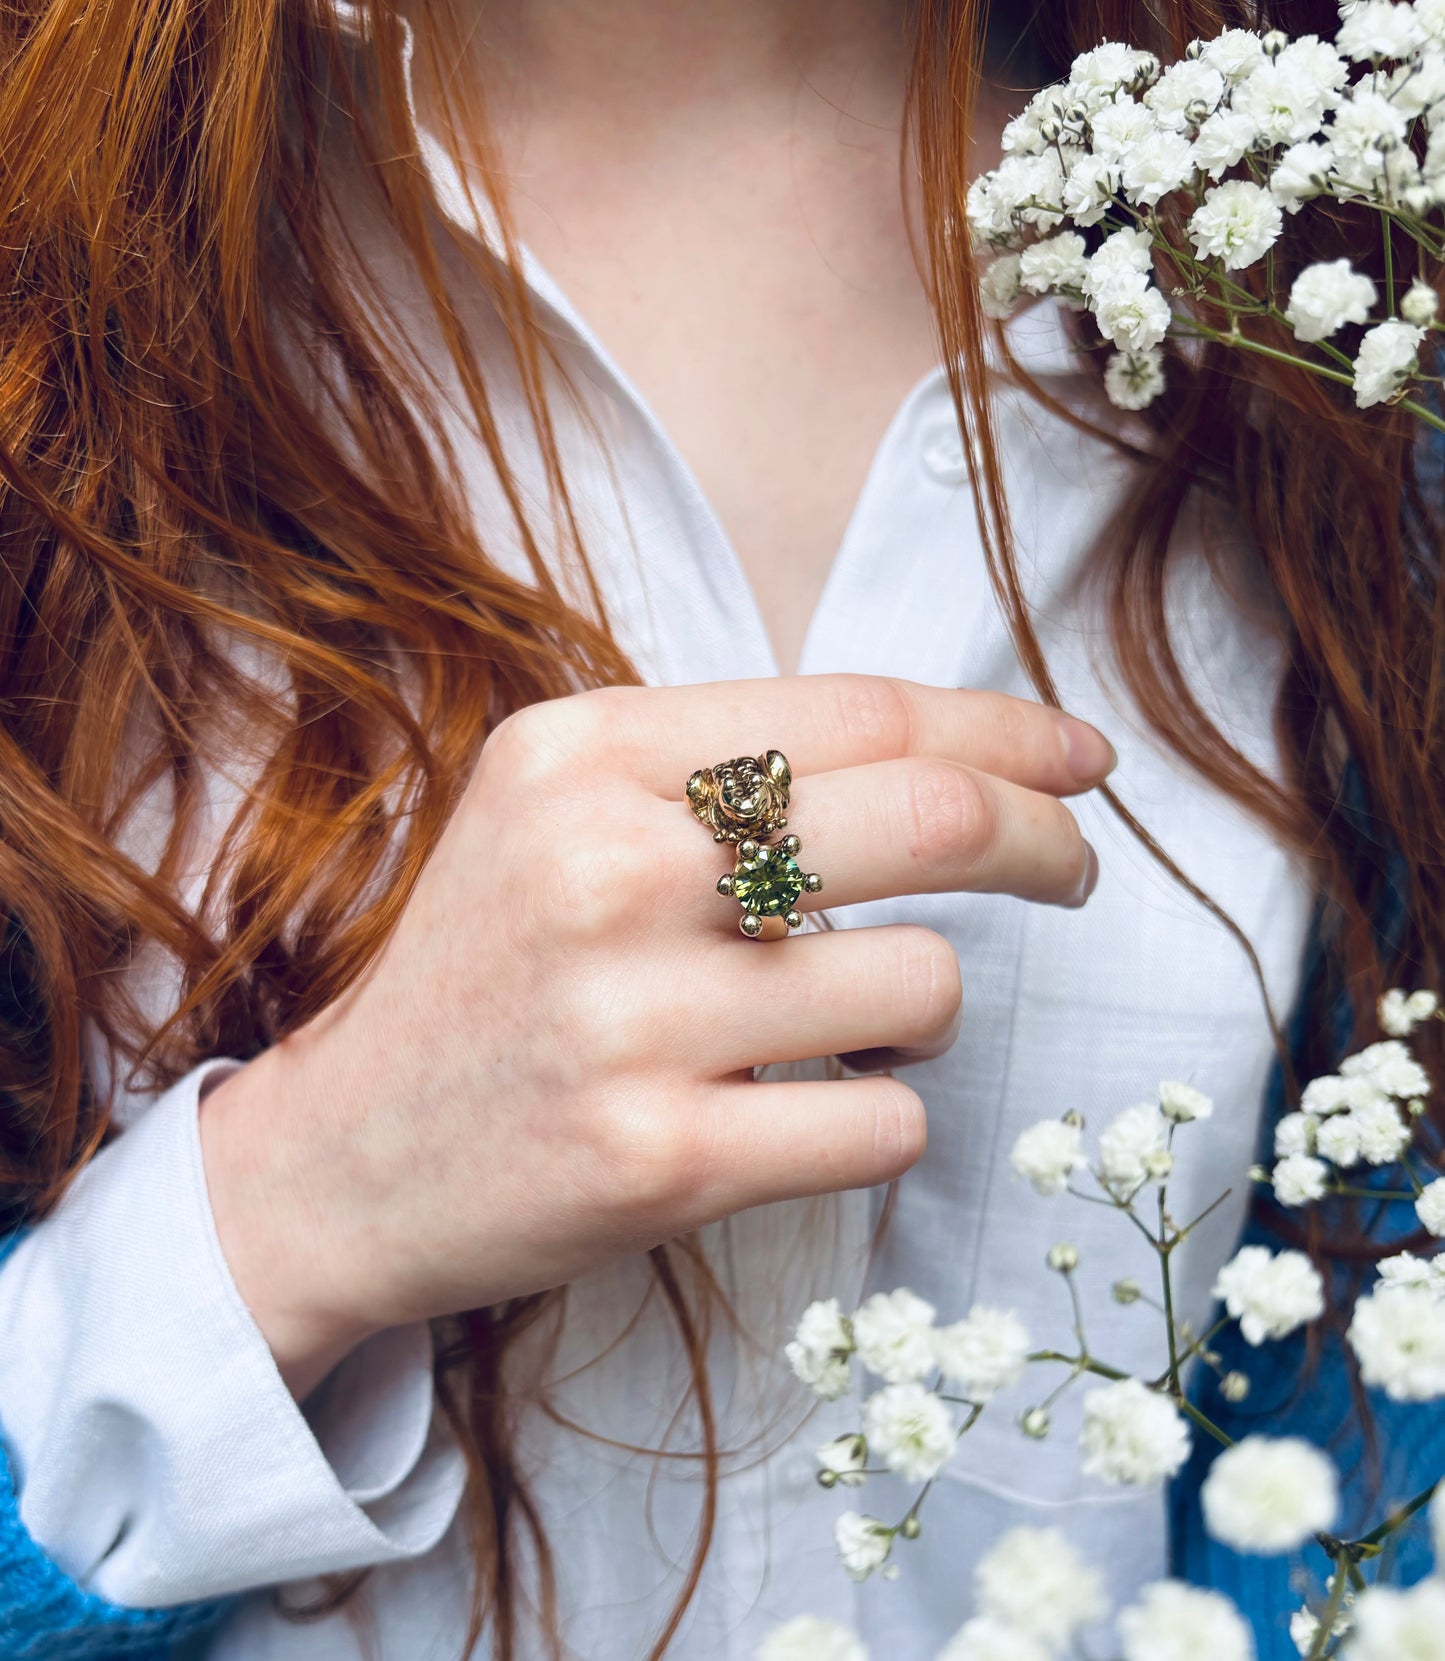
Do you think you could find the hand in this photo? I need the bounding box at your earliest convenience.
[199,676,1113,1397]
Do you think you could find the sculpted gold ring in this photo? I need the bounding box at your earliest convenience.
[685,749,823,938]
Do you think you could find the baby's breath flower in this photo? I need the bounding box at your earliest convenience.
[1189,179,1284,269]
[1063,154,1122,226]
[1376,1250,1445,1293]
[851,1289,937,1384]
[1020,1406,1051,1438]
[934,1305,1031,1401]
[1271,139,1337,211]
[1203,29,1268,85]
[979,254,1025,322]
[1117,1581,1254,1661]
[1080,1379,1191,1485]
[1289,1604,1352,1656]
[1193,108,1261,176]
[1200,1436,1339,1553]
[1090,99,1161,165]
[1019,232,1090,297]
[1380,987,1440,1035]
[1145,59,1227,131]
[1336,0,1424,63]
[1284,259,1378,341]
[1122,131,1198,204]
[1353,317,1426,406]
[758,1616,868,1661]
[834,1512,894,1582]
[1343,1038,1432,1099]
[974,1526,1108,1650]
[1352,1096,1411,1164]
[1417,1178,1445,1236]
[1342,1579,1445,1661]
[1271,1153,1329,1207]
[1009,1118,1084,1195]
[979,253,1024,320]
[936,1618,1050,1661]
[1348,1284,1445,1399]
[1274,1111,1316,1158]
[861,1382,956,1483]
[1160,1080,1214,1123]
[1091,273,1173,355]
[1097,1101,1170,1196]
[1234,55,1340,148]
[785,1299,853,1399]
[1213,1245,1325,1344]
[1316,1111,1363,1166]
[815,1433,867,1488]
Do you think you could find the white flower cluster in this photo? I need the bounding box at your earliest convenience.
[779,976,1445,1657]
[1268,1021,1432,1205]
[764,1493,1445,1661]
[968,12,1444,412]
[1010,1081,1210,1202]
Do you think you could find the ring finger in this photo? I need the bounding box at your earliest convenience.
[687,755,1096,933]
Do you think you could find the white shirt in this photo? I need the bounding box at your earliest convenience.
[0,17,1315,1659]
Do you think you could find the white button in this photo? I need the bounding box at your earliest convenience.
[920,419,968,485]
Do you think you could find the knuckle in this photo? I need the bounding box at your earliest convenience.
[902,760,985,881]
[587,1083,695,1216]
[867,1078,928,1176]
[528,830,650,942]
[891,926,964,1033]
[484,688,637,792]
[828,675,917,758]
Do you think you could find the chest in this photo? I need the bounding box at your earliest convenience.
[492,112,941,674]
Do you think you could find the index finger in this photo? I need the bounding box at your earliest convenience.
[600,675,1117,798]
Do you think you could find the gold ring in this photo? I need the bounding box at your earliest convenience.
[685,750,823,938]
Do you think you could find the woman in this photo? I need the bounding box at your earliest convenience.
[0,0,1437,1656]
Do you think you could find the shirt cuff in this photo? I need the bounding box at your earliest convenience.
[0,1060,466,1607]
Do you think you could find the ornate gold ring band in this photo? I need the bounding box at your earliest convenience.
[685,749,823,938]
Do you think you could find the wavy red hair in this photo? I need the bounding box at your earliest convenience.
[0,0,1439,1653]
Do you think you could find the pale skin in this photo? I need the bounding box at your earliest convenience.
[199,2,1101,1404]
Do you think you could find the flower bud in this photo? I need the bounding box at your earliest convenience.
[1047,1243,1080,1273]
[1185,38,1204,58]
[1220,1370,1251,1403]
[1409,1096,1429,1118]
[1112,1278,1142,1305]
[899,1515,922,1540]
[1063,1109,1086,1130]
[1248,1164,1270,1184]
[1020,1407,1051,1439]
[1263,29,1288,56]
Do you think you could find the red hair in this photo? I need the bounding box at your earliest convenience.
[0,0,1438,1651]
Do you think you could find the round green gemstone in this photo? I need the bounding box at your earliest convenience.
[732,844,804,917]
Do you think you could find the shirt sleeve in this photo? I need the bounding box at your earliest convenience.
[0,1060,467,1609]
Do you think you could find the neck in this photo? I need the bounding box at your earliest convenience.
[465,0,913,127]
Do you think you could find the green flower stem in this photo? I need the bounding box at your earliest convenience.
[1175,1188,1234,1242]
[1028,1350,1130,1383]
[1352,1476,1441,1549]
[1178,321,1356,386]
[1305,1554,1352,1661]
[1177,1395,1233,1450]
[1159,1190,1181,1393]
[1384,213,1396,316]
[1152,1316,1231,1386]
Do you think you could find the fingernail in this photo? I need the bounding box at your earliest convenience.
[1060,716,1118,783]
[1066,842,1099,909]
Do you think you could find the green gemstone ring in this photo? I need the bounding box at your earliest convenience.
[687,749,822,938]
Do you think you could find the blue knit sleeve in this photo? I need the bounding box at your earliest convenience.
[0,1232,234,1661]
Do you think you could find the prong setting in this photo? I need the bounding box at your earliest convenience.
[804,872,823,893]
[717,873,735,897]
[740,914,764,938]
